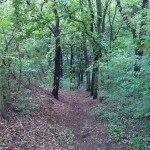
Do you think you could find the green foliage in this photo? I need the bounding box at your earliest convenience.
[108,123,126,142]
[22,109,32,116]
[24,88,31,93]
[61,78,78,90]
[0,0,149,149]
[40,95,46,100]
[133,101,150,119]
[93,48,150,149]
[14,95,39,116]
[15,101,32,116]
[16,102,26,110]
[127,132,150,150]
[31,103,39,109]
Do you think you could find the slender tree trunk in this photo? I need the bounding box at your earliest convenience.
[88,0,102,99]
[92,0,102,99]
[102,0,111,33]
[0,62,7,119]
[52,8,61,99]
[96,0,102,34]
[80,0,91,91]
[60,51,63,77]
[52,35,61,99]
[88,0,95,97]
[83,34,90,91]
[78,54,84,88]
[0,75,4,118]
[108,4,117,50]
[88,0,95,33]
[80,58,84,83]
[70,45,74,90]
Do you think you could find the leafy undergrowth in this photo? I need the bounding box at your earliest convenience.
[92,50,150,150]
[92,97,150,150]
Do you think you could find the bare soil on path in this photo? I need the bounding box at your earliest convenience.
[52,90,127,150]
[0,83,127,150]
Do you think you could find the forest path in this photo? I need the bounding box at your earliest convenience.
[0,83,126,150]
[51,90,126,150]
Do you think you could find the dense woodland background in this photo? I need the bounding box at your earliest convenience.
[0,0,150,149]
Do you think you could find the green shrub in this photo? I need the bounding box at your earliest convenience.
[108,123,126,142]
[94,49,150,149]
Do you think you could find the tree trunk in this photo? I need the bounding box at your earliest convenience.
[108,4,117,50]
[92,0,102,99]
[91,72,94,96]
[102,0,111,33]
[93,67,98,99]
[70,45,74,90]
[78,54,84,88]
[88,0,95,97]
[88,0,95,33]
[52,8,61,99]
[88,0,102,99]
[60,51,63,77]
[52,35,61,99]
[0,75,4,118]
[83,34,90,91]
[80,59,84,83]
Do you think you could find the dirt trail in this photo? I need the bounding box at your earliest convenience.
[0,83,126,150]
[52,90,126,150]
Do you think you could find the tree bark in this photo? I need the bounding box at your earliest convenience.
[88,0,95,32]
[88,0,95,97]
[96,0,102,34]
[108,3,117,50]
[0,75,4,118]
[92,0,102,99]
[83,34,90,91]
[60,51,63,77]
[70,45,74,90]
[52,8,62,99]
[102,0,111,33]
[88,0,102,99]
